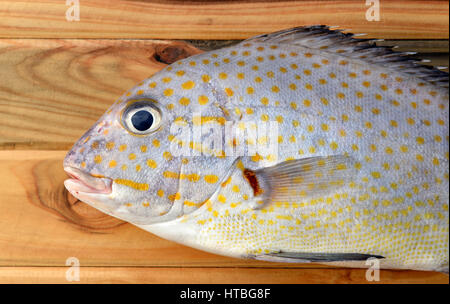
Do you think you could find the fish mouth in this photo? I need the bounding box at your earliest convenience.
[64,166,112,195]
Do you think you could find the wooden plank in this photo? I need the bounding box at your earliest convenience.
[0,39,447,150]
[0,39,201,150]
[0,266,447,284]
[0,0,448,286]
[0,0,448,40]
[0,150,448,284]
[0,150,333,268]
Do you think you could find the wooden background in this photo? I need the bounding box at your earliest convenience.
[0,0,448,284]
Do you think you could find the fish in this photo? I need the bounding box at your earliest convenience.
[64,26,449,272]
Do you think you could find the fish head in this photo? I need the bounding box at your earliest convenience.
[63,65,235,225]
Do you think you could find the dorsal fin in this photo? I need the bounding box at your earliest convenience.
[244,25,449,88]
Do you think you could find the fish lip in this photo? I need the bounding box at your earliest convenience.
[63,166,112,195]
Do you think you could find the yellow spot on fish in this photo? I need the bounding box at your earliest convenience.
[433,158,440,166]
[94,155,102,164]
[276,215,293,220]
[163,88,173,96]
[163,171,178,179]
[198,95,209,105]
[205,175,219,184]
[218,194,226,203]
[201,74,211,82]
[371,172,381,179]
[179,97,190,106]
[182,81,195,90]
[115,179,149,191]
[146,159,157,169]
[168,192,181,201]
[106,142,115,150]
[225,88,234,96]
[163,151,173,160]
[91,141,99,149]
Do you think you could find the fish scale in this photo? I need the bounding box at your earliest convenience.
[64,26,449,272]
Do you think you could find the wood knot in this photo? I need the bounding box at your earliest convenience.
[153,42,202,64]
[26,159,125,231]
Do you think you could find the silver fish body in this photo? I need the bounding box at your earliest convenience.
[64,26,449,272]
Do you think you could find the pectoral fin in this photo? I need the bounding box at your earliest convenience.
[246,155,356,209]
[252,251,384,263]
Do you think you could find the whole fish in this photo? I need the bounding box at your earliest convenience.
[64,26,449,272]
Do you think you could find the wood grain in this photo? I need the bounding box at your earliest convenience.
[0,150,330,268]
[0,266,447,284]
[0,39,447,150]
[0,0,448,39]
[0,150,448,283]
[0,1,449,283]
[0,39,201,150]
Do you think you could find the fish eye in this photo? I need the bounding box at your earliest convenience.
[122,100,162,135]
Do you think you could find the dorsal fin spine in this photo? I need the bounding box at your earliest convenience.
[244,25,449,88]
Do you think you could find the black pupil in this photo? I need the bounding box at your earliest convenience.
[131,110,154,131]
